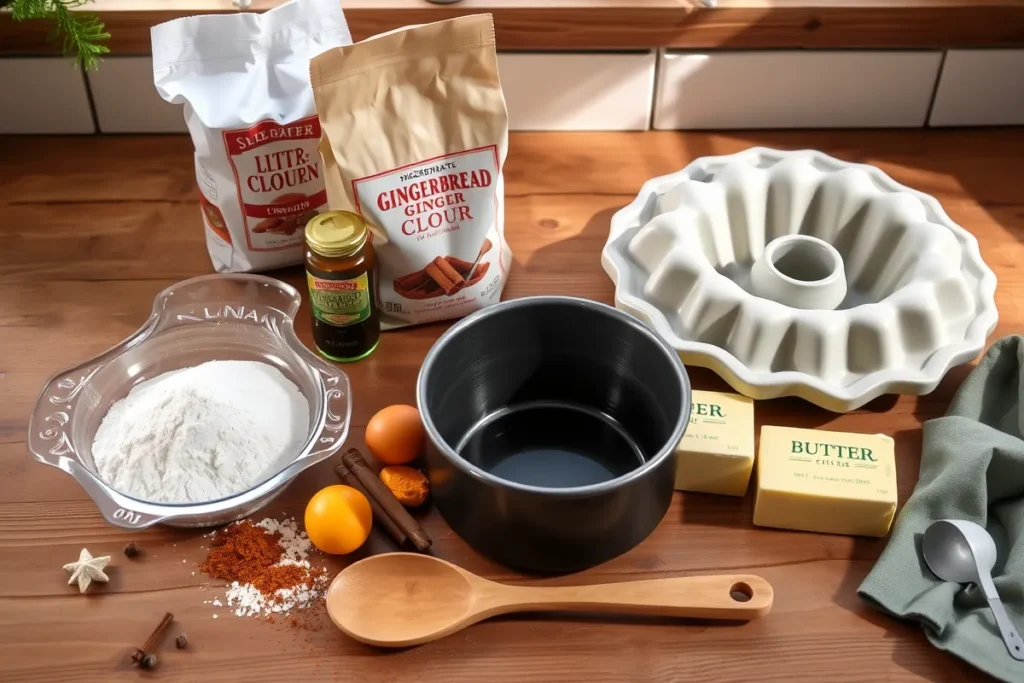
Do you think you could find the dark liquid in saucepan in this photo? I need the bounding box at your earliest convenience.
[456,401,646,488]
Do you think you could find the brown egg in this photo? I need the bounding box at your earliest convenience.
[365,404,425,465]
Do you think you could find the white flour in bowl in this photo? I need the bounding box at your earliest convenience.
[91,360,309,504]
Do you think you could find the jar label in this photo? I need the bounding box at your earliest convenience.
[306,271,372,327]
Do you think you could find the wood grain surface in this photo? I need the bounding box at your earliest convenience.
[2,129,1022,681]
[2,0,1024,56]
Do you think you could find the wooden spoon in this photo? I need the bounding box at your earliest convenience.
[325,552,773,647]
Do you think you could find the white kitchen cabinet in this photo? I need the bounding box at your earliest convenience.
[930,50,1024,127]
[497,52,656,131]
[654,50,943,130]
[87,57,188,133]
[0,58,94,134]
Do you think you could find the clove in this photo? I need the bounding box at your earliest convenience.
[130,612,174,668]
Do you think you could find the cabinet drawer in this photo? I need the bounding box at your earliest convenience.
[0,58,94,134]
[498,52,656,131]
[87,57,188,134]
[654,51,942,130]
[930,50,1024,127]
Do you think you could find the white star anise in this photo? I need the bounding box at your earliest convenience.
[63,548,111,593]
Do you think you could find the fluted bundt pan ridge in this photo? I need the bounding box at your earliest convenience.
[601,147,998,412]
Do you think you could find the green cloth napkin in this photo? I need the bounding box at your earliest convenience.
[859,335,1024,682]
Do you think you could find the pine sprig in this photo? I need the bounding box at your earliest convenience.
[9,0,110,70]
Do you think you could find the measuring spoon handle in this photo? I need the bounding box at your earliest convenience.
[988,596,1024,661]
[978,572,1024,660]
[490,574,773,621]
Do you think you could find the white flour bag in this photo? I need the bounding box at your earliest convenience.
[310,14,512,329]
[152,0,352,273]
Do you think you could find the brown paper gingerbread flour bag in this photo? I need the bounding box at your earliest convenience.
[310,14,511,330]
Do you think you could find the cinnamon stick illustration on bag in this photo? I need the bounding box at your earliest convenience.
[393,240,493,299]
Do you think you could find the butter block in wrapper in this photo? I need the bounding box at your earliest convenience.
[753,425,897,537]
[674,390,755,496]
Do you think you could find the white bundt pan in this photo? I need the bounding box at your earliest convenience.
[601,147,998,412]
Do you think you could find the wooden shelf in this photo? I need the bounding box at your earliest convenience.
[2,0,1024,56]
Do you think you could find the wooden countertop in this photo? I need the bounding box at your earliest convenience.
[3,0,1024,55]
[2,129,1021,682]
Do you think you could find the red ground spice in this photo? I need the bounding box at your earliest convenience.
[199,520,305,595]
[252,564,306,596]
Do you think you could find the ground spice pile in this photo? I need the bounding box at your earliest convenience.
[199,518,328,619]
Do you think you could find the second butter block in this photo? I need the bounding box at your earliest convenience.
[753,425,898,538]
[674,390,755,496]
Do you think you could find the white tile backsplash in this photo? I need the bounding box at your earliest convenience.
[87,57,188,133]
[497,52,656,131]
[929,50,1024,127]
[0,58,94,134]
[4,50,1001,134]
[653,50,943,130]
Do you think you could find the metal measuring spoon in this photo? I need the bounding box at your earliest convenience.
[922,519,1024,660]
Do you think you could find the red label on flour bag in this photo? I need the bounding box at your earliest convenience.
[311,15,511,329]
[222,116,327,251]
[152,0,351,272]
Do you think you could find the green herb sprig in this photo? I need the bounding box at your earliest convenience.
[6,0,110,70]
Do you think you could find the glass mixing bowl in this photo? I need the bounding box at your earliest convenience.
[26,274,351,529]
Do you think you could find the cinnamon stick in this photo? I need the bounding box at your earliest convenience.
[424,261,459,295]
[395,269,430,290]
[432,256,465,288]
[341,448,432,552]
[335,462,407,547]
[445,255,474,277]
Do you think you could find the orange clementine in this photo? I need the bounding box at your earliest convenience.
[304,485,372,555]
[365,404,425,465]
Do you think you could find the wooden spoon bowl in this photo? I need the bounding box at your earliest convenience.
[326,553,773,647]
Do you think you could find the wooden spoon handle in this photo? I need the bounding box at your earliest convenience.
[488,574,773,621]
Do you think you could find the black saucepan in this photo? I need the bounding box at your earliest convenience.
[417,296,691,573]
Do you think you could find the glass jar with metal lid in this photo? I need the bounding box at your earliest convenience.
[304,211,380,362]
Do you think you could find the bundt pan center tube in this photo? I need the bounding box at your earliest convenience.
[750,234,847,311]
[416,296,691,574]
[601,147,998,412]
